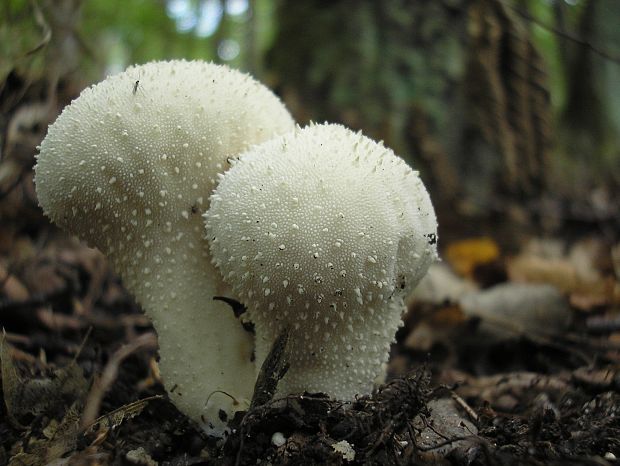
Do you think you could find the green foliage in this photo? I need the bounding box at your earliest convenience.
[1,0,266,84]
[0,0,49,81]
[80,0,216,78]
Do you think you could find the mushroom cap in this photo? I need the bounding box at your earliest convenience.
[34,60,295,434]
[35,60,294,248]
[205,123,438,399]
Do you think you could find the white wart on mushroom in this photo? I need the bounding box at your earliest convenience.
[35,60,295,434]
[206,124,438,399]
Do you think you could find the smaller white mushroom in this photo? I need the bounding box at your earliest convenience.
[205,123,438,400]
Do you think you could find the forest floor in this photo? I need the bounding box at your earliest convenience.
[1,175,619,466]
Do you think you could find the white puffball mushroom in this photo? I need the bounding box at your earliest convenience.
[205,123,438,400]
[34,60,295,435]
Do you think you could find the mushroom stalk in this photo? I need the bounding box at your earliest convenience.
[124,218,256,429]
[34,60,295,434]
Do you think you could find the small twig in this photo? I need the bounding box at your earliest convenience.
[415,434,480,452]
[81,332,158,428]
[526,332,595,366]
[236,328,291,466]
[25,0,51,56]
[416,414,487,453]
[249,328,291,410]
[558,332,620,351]
[366,419,396,456]
[501,0,620,65]
[472,313,596,366]
[421,415,451,442]
[71,326,92,364]
[586,315,620,334]
[1,332,31,346]
[203,389,241,416]
[450,391,479,423]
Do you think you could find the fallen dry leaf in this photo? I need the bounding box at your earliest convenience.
[83,395,164,438]
[1,334,89,427]
[7,401,84,466]
[445,237,500,278]
[440,369,572,412]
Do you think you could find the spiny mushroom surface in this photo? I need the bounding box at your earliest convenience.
[205,123,438,399]
[34,60,295,434]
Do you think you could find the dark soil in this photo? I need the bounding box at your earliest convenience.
[2,246,619,466]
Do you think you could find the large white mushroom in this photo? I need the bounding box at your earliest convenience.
[205,123,438,399]
[34,60,295,434]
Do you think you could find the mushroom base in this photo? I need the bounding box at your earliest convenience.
[251,297,407,400]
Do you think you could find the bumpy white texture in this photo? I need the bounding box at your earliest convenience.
[206,124,438,399]
[34,60,295,434]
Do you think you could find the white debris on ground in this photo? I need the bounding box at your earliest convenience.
[271,431,286,447]
[332,440,356,461]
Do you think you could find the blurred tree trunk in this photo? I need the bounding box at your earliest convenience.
[560,0,620,188]
[266,0,552,235]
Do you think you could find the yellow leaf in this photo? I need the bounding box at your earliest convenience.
[445,237,500,277]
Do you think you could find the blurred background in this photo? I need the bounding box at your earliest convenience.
[2,0,619,243]
[0,0,620,238]
[1,1,620,463]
